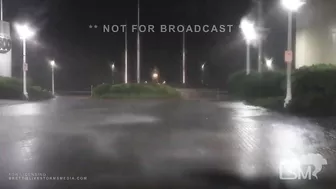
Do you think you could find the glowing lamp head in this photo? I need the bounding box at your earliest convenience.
[111,63,115,70]
[281,0,305,12]
[50,60,56,67]
[240,19,258,42]
[152,73,158,79]
[15,24,35,40]
[265,58,273,70]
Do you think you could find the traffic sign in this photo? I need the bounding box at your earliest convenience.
[23,63,28,71]
[285,50,293,63]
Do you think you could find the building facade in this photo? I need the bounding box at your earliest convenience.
[296,0,336,68]
[0,20,12,77]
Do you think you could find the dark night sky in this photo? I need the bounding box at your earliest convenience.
[4,0,288,90]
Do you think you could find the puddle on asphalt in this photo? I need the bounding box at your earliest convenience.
[0,103,42,116]
[101,114,160,125]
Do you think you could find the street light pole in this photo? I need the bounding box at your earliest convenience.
[51,63,55,95]
[257,0,263,73]
[284,11,293,107]
[182,31,186,84]
[201,63,204,85]
[137,0,140,83]
[111,63,115,84]
[246,41,251,75]
[0,0,3,21]
[49,60,56,95]
[124,22,128,84]
[240,19,257,75]
[22,39,28,98]
[15,23,35,99]
[281,0,305,107]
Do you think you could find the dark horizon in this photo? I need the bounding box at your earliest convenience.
[4,0,287,90]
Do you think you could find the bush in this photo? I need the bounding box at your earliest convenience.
[28,86,54,101]
[0,81,22,100]
[289,64,336,116]
[227,70,285,99]
[0,77,53,101]
[92,83,111,96]
[92,83,180,99]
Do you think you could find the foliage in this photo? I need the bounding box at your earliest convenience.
[92,83,180,99]
[92,83,111,96]
[289,64,336,116]
[0,77,53,101]
[228,64,336,116]
[0,77,22,99]
[28,86,54,101]
[227,70,285,99]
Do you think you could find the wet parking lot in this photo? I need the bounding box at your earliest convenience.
[0,97,335,189]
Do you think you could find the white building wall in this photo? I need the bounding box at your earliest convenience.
[296,0,336,68]
[0,21,12,77]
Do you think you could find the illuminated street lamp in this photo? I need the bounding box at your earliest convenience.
[281,0,305,107]
[240,19,258,75]
[152,73,158,80]
[15,23,35,99]
[201,62,206,85]
[152,67,159,83]
[111,63,115,71]
[111,62,116,84]
[152,73,159,83]
[281,0,305,11]
[265,57,273,70]
[49,60,56,95]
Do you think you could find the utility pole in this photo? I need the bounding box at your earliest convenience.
[137,0,140,83]
[182,31,186,84]
[1,0,3,21]
[125,21,128,84]
[257,0,263,73]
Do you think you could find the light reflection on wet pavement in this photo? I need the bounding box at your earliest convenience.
[0,97,335,189]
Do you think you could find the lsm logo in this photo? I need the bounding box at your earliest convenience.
[279,153,327,180]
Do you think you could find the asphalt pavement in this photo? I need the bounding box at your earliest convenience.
[0,96,335,189]
[0,100,25,107]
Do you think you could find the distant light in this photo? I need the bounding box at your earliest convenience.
[240,19,258,42]
[50,60,56,67]
[152,73,158,79]
[111,64,115,70]
[15,23,35,40]
[281,0,305,12]
[145,81,148,83]
[163,81,166,84]
[265,57,273,70]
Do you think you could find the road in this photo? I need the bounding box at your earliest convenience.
[0,96,335,189]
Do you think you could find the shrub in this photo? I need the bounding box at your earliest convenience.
[92,83,180,98]
[92,83,111,97]
[28,86,54,101]
[289,64,336,116]
[227,70,285,99]
[0,80,22,99]
[0,77,53,100]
